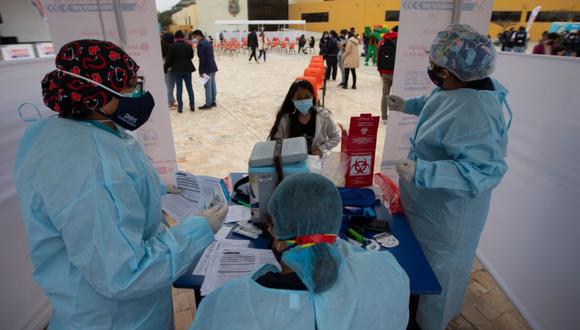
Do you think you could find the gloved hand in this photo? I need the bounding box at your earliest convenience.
[396,159,416,183]
[386,95,405,112]
[166,184,182,194]
[200,205,228,233]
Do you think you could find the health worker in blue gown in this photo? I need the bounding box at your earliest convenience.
[190,173,410,330]
[386,24,512,330]
[13,39,227,330]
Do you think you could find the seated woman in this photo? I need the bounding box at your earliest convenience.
[190,173,410,330]
[268,80,340,156]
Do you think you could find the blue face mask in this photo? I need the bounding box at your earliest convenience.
[293,98,313,114]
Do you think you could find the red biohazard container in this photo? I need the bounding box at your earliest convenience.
[340,113,380,188]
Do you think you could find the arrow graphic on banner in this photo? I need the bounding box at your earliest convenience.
[402,0,478,11]
[44,2,138,13]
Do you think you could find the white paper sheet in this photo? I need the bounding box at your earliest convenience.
[161,171,227,223]
[198,73,209,86]
[161,194,200,222]
[224,205,251,223]
[200,247,279,296]
[193,228,250,276]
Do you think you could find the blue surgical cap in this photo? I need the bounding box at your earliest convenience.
[268,172,342,240]
[268,173,342,293]
[430,24,496,82]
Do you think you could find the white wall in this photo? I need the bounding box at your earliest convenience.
[478,53,580,330]
[196,0,248,37]
[0,0,51,42]
[0,58,54,329]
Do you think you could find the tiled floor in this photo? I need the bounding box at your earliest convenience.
[169,52,530,330]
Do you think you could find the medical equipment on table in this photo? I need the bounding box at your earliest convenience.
[248,137,308,223]
[232,222,263,239]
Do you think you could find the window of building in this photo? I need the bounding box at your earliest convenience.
[527,11,580,22]
[301,12,329,23]
[385,11,400,22]
[490,11,522,22]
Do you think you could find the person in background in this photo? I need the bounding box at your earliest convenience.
[387,24,511,330]
[192,30,219,110]
[164,30,196,113]
[257,31,267,62]
[268,79,340,156]
[337,29,348,87]
[219,32,225,44]
[532,31,551,55]
[342,31,360,90]
[190,173,410,330]
[309,36,315,53]
[298,34,307,54]
[512,26,528,53]
[324,30,340,81]
[562,29,579,57]
[319,31,329,58]
[248,28,259,63]
[378,26,398,121]
[502,27,515,52]
[208,35,214,45]
[161,32,177,109]
[14,39,227,330]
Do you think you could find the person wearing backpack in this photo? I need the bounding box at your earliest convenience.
[378,26,398,121]
[513,26,528,53]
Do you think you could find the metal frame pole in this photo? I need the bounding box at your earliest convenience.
[451,0,463,24]
[96,0,107,40]
[112,0,127,48]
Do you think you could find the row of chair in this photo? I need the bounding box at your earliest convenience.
[296,56,325,101]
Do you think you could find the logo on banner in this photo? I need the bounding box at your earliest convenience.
[45,0,146,13]
[229,0,240,17]
[350,156,372,176]
[401,0,484,11]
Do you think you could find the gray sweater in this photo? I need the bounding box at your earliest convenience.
[273,107,341,152]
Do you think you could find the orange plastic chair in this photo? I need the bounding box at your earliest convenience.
[309,62,325,80]
[295,76,318,100]
[311,55,323,61]
[304,68,323,89]
[309,60,325,70]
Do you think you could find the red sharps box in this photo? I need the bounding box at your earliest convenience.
[341,113,380,188]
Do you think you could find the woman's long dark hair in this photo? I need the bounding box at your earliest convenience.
[268,80,317,140]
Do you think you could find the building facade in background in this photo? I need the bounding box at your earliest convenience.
[288,0,580,41]
[168,0,290,36]
[170,3,197,32]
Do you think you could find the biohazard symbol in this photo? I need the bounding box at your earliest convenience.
[350,156,372,176]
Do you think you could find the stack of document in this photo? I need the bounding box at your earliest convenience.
[200,246,280,296]
[161,171,228,223]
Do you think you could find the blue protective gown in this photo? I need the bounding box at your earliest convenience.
[399,79,511,330]
[190,240,410,330]
[13,118,214,330]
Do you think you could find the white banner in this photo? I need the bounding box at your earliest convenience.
[42,0,178,183]
[1,44,36,61]
[526,6,542,33]
[380,0,493,180]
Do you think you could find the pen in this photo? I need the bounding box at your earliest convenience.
[347,228,365,244]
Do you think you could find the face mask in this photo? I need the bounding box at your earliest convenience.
[293,98,313,114]
[101,91,155,131]
[57,69,155,131]
[427,69,445,88]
